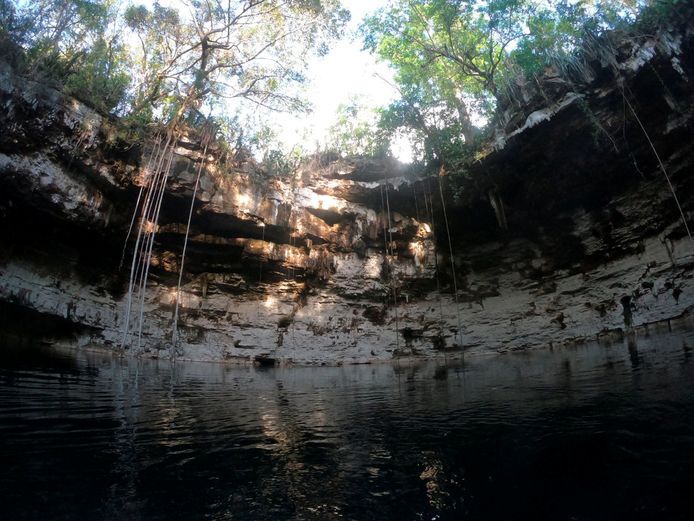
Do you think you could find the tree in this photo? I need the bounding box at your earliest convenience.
[362,0,532,149]
[361,0,654,165]
[2,0,132,113]
[17,0,112,74]
[326,97,389,156]
[510,0,642,78]
[63,33,131,113]
[123,2,185,120]
[123,0,350,126]
[3,0,349,124]
[0,0,21,42]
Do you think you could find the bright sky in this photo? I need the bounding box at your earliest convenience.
[137,0,406,159]
[273,0,399,154]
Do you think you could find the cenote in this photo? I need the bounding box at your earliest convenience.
[2,329,694,521]
[3,2,694,519]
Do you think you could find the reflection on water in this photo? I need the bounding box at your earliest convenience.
[1,330,694,520]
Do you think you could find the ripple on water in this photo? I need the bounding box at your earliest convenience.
[1,330,694,520]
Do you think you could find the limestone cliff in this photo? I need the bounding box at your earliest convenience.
[1,20,694,364]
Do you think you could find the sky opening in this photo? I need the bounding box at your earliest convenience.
[272,0,412,161]
[138,0,409,161]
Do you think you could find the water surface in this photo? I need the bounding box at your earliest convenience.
[1,330,694,520]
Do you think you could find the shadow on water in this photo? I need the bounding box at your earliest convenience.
[1,328,694,520]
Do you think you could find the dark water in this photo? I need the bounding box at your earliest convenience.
[2,331,694,520]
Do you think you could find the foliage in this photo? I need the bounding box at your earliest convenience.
[0,0,22,42]
[1,0,132,112]
[510,1,640,77]
[1,0,349,154]
[64,35,131,113]
[326,97,390,156]
[20,0,109,53]
[120,0,350,125]
[360,0,656,167]
[0,0,681,167]
[122,1,184,119]
[636,0,690,26]
[362,0,535,149]
[260,147,305,178]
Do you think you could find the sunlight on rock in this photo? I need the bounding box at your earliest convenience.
[409,241,427,266]
[364,255,383,279]
[236,192,251,210]
[142,219,157,234]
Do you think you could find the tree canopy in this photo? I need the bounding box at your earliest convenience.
[0,0,682,166]
[123,1,348,121]
[361,0,659,164]
[1,0,349,138]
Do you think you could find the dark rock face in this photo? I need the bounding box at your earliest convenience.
[1,23,694,364]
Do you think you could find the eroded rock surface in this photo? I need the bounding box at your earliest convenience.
[2,21,694,364]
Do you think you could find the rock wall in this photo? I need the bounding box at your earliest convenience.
[2,21,694,365]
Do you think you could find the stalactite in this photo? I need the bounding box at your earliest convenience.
[488,188,508,231]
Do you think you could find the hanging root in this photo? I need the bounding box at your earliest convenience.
[172,126,213,357]
[119,131,165,270]
[121,92,210,354]
[379,182,400,351]
[135,139,177,350]
[383,174,401,352]
[623,88,692,240]
[121,134,169,349]
[437,167,464,347]
[121,127,179,352]
[423,178,447,358]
